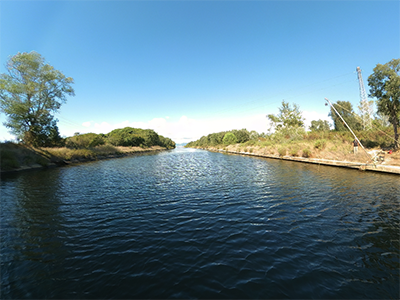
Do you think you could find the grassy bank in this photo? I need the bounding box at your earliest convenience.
[189,139,400,167]
[0,142,167,172]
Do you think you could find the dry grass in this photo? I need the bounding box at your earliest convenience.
[44,145,166,161]
[1,143,168,171]
[201,140,400,167]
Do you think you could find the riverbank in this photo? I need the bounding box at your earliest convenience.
[191,144,400,175]
[0,143,168,174]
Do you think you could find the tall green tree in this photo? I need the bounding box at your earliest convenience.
[329,101,361,132]
[368,59,400,148]
[0,51,74,146]
[267,100,304,130]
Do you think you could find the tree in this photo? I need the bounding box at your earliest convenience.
[267,100,304,130]
[223,132,237,145]
[231,129,250,143]
[310,119,330,132]
[208,132,226,146]
[368,59,400,148]
[329,101,361,131]
[0,52,74,146]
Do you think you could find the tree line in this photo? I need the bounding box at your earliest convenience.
[66,128,175,149]
[0,52,175,149]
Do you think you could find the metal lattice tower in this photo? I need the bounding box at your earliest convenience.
[356,66,372,130]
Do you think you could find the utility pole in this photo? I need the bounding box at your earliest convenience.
[356,66,372,130]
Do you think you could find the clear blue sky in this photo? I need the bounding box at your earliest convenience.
[1,0,399,143]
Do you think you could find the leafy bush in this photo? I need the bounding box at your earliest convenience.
[104,127,175,149]
[223,132,238,145]
[244,140,257,146]
[107,128,146,147]
[290,147,299,156]
[66,133,105,149]
[314,139,327,150]
[302,148,311,158]
[278,147,286,157]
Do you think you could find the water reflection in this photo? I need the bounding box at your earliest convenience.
[1,169,69,298]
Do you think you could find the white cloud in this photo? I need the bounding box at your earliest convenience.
[82,121,92,127]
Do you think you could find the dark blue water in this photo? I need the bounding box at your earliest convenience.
[1,148,399,299]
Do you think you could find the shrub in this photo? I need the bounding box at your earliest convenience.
[105,127,175,148]
[66,133,105,149]
[290,147,299,156]
[244,140,257,146]
[223,132,238,145]
[278,147,286,157]
[302,148,311,158]
[314,139,327,150]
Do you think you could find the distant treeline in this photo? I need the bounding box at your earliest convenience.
[186,129,260,148]
[65,127,176,149]
[185,127,395,150]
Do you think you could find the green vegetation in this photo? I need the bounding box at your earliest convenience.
[1,127,175,173]
[278,147,286,157]
[302,148,311,158]
[329,101,362,132]
[59,128,176,151]
[223,132,238,145]
[186,95,399,164]
[187,129,251,148]
[105,127,175,149]
[267,100,304,129]
[310,119,330,132]
[66,133,105,149]
[0,52,176,166]
[314,139,327,150]
[0,52,74,147]
[368,58,400,148]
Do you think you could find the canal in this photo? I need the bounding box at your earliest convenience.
[1,148,399,298]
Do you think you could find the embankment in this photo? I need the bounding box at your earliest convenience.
[0,143,169,174]
[197,146,400,175]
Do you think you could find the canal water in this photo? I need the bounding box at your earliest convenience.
[1,148,399,299]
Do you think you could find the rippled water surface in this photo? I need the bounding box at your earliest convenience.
[1,148,399,299]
